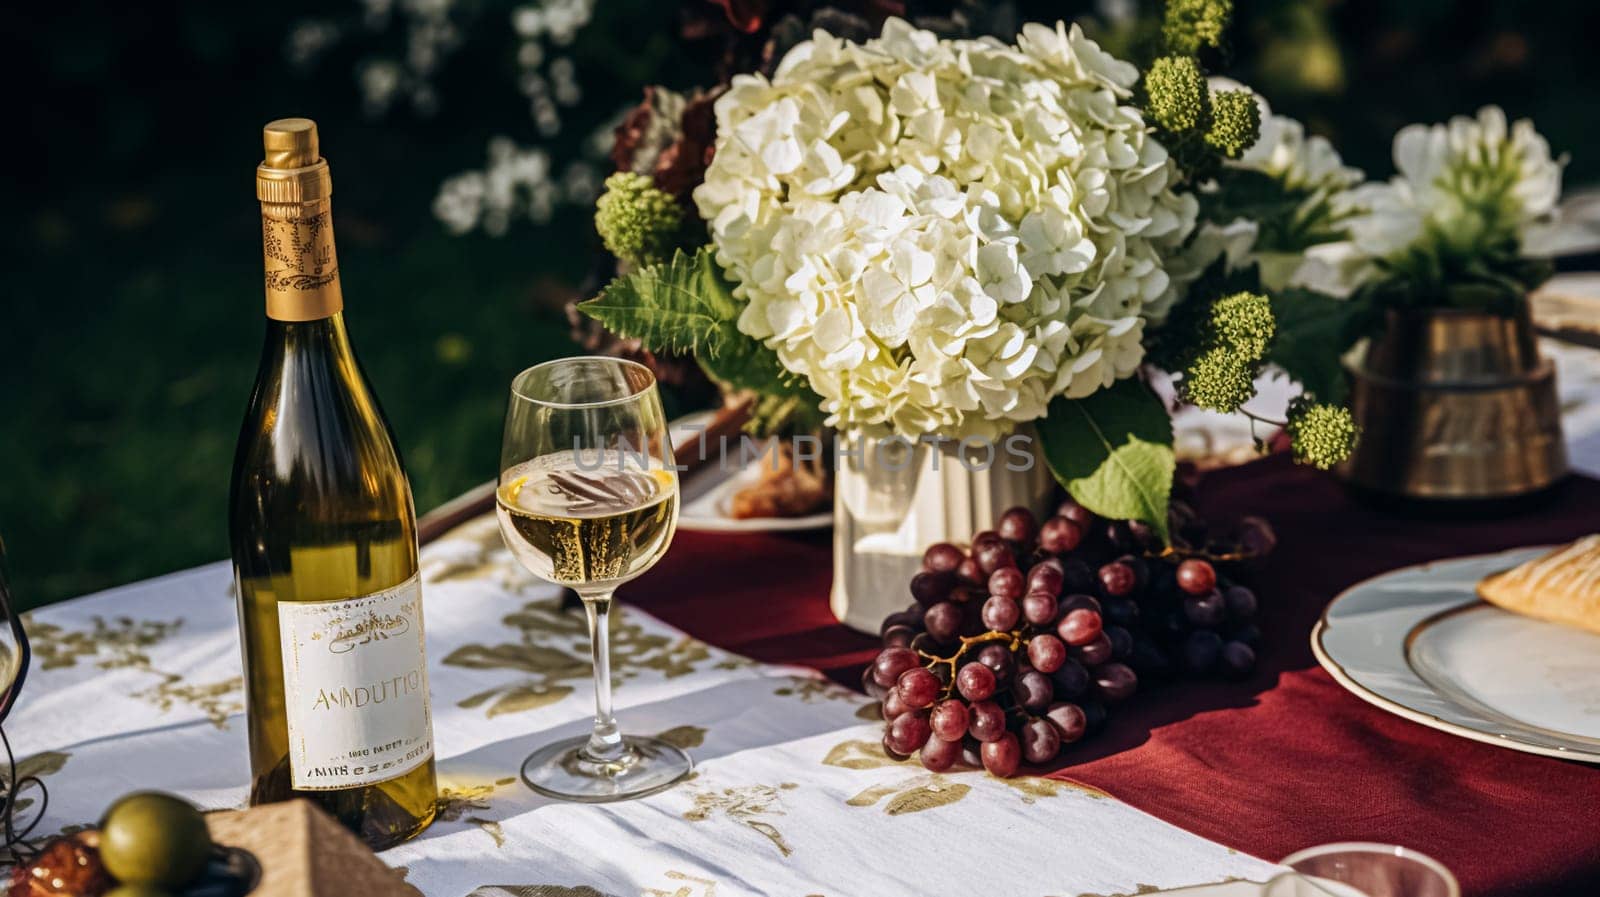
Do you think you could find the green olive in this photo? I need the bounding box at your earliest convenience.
[98,791,212,887]
[106,886,174,897]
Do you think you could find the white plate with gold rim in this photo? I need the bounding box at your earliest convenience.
[1312,546,1600,762]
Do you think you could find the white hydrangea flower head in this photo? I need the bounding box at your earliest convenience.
[694,18,1200,439]
[1346,105,1562,261]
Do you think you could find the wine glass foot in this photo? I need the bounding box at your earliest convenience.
[520,735,692,803]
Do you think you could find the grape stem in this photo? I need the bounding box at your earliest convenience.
[913,630,1040,724]
[1148,544,1256,564]
[915,630,1029,701]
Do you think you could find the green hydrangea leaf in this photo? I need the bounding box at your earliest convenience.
[1036,379,1173,545]
[579,247,733,356]
[579,248,822,433]
[1267,288,1377,404]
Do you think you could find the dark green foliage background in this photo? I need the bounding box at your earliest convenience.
[2,0,1595,608]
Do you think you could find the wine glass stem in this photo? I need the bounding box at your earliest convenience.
[580,591,629,764]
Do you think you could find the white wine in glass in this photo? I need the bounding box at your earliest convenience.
[497,452,677,589]
[497,358,691,801]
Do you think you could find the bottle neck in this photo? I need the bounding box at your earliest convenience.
[260,195,344,322]
[266,313,361,384]
[270,311,351,346]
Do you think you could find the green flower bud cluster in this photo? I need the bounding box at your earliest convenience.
[594,171,684,268]
[1285,395,1359,469]
[1179,291,1274,413]
[1183,351,1257,413]
[1210,289,1275,358]
[1142,0,1259,177]
[1163,0,1232,56]
[1145,56,1208,134]
[1205,89,1261,159]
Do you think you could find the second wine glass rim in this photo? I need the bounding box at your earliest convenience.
[510,356,657,409]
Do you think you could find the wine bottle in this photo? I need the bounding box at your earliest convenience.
[229,118,436,849]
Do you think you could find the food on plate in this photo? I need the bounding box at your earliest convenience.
[1477,536,1600,633]
[729,441,830,519]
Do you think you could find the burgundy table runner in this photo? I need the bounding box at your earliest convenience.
[625,454,1600,897]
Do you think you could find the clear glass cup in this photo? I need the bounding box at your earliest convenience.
[1265,843,1461,897]
[496,357,691,801]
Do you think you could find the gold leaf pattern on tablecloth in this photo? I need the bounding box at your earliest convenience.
[444,595,724,718]
[654,725,708,750]
[24,615,181,671]
[820,738,908,770]
[845,773,970,815]
[1002,776,1109,803]
[437,776,519,847]
[642,870,719,897]
[134,674,244,729]
[1,750,68,816]
[773,675,864,704]
[1070,885,1163,897]
[425,517,550,596]
[683,782,799,857]
[22,615,243,728]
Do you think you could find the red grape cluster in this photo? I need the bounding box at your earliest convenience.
[863,500,1270,777]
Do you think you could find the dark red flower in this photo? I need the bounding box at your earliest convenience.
[708,0,768,33]
[609,87,661,174]
[653,88,722,200]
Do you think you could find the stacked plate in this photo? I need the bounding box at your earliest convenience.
[1315,546,1600,761]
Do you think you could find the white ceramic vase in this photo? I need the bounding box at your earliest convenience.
[829,427,1057,634]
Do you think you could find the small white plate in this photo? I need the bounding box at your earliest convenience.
[675,464,834,533]
[668,412,832,534]
[1313,546,1600,762]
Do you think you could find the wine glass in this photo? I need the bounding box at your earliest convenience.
[496,356,691,801]
[1265,843,1460,897]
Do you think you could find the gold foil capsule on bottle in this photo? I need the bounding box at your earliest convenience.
[255,118,343,321]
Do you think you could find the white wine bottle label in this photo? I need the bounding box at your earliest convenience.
[277,574,434,790]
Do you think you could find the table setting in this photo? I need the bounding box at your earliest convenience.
[6,2,1600,896]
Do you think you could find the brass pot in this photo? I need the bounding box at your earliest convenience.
[1339,306,1568,499]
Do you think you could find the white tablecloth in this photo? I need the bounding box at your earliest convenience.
[13,339,1600,896]
[9,515,1277,896]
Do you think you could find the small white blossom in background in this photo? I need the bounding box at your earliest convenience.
[432,107,620,236]
[285,0,594,132]
[695,19,1202,439]
[285,20,341,70]
[433,139,558,236]
[1343,105,1563,262]
[284,0,460,116]
[286,0,606,232]
[513,0,596,136]
[357,59,409,117]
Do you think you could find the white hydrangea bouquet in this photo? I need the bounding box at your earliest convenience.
[581,0,1383,543]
